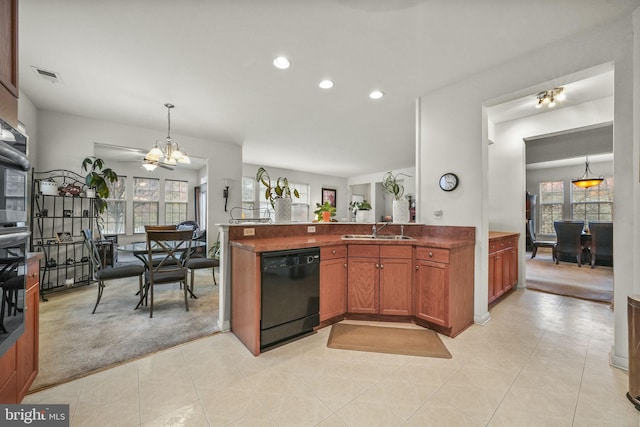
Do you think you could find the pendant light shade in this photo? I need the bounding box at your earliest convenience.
[572,157,603,188]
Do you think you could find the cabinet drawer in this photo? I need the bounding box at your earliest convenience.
[348,244,379,258]
[380,245,412,259]
[321,245,346,260]
[416,247,449,263]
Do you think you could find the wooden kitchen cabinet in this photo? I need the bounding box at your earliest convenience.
[320,245,347,322]
[414,245,474,337]
[0,254,40,403]
[0,0,19,126]
[347,244,412,316]
[488,233,519,304]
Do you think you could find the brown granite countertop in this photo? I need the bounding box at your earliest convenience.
[489,231,520,240]
[230,234,473,253]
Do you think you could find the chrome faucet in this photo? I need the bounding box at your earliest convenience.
[372,222,389,237]
[400,225,404,237]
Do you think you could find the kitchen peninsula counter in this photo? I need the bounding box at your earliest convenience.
[228,223,475,253]
[225,223,476,355]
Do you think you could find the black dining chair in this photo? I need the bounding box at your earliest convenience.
[528,220,556,260]
[553,221,585,266]
[140,229,194,318]
[82,229,145,314]
[588,222,613,268]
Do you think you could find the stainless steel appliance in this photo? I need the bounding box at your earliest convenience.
[0,118,30,357]
[260,247,320,350]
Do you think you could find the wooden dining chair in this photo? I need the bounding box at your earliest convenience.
[141,229,194,318]
[82,229,145,314]
[553,221,585,266]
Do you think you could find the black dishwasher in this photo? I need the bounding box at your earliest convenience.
[260,247,320,350]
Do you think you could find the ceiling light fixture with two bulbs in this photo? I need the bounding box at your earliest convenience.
[535,87,565,109]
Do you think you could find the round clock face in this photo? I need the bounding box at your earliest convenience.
[439,173,459,191]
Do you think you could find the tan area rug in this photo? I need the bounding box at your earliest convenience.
[526,249,613,303]
[30,268,220,393]
[327,323,451,358]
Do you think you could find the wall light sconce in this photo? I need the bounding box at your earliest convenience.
[223,179,230,212]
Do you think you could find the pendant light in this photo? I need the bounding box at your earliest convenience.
[572,156,604,188]
[144,103,188,166]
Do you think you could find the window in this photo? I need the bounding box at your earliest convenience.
[165,179,188,224]
[102,176,126,235]
[133,177,159,233]
[539,181,563,235]
[571,177,613,224]
[242,176,255,212]
[259,181,310,222]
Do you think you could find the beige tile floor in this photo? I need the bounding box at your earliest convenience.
[24,290,640,426]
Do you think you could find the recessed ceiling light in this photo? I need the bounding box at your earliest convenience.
[319,80,334,89]
[273,56,291,70]
[369,90,384,99]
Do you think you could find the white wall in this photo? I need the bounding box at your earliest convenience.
[243,164,348,221]
[31,109,243,249]
[17,90,38,168]
[348,166,416,221]
[417,14,637,369]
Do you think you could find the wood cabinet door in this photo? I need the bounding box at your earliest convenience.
[16,279,39,401]
[488,251,496,303]
[379,257,412,316]
[414,259,448,327]
[347,257,378,314]
[508,246,518,289]
[493,251,504,298]
[320,258,347,321]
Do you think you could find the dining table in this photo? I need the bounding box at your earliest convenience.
[119,240,208,308]
[117,240,207,269]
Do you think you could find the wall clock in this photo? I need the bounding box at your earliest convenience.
[439,173,459,191]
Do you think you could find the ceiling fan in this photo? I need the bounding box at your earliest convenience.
[142,158,174,171]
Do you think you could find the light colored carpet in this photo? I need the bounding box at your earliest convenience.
[526,248,613,303]
[327,323,451,358]
[31,268,220,392]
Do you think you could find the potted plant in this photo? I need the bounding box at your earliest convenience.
[350,200,372,222]
[314,201,336,222]
[382,171,411,223]
[81,156,119,214]
[256,167,300,222]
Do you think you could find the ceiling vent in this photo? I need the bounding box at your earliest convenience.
[30,66,62,84]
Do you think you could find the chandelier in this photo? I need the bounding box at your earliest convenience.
[572,156,603,188]
[144,103,190,171]
[535,87,565,109]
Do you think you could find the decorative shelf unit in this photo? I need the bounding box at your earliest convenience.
[30,169,97,297]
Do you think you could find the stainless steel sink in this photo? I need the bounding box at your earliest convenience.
[374,235,415,240]
[341,234,415,240]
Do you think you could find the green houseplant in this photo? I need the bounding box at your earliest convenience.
[81,156,119,214]
[314,201,336,222]
[256,167,300,223]
[382,171,411,223]
[382,171,409,200]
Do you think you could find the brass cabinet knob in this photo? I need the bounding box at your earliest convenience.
[429,252,433,257]
[332,250,336,255]
[416,265,419,270]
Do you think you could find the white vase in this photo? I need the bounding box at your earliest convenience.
[273,197,292,223]
[356,210,372,223]
[393,199,410,223]
[85,188,96,198]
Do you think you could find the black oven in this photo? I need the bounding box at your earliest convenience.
[0,231,30,356]
[0,117,29,229]
[0,118,31,357]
